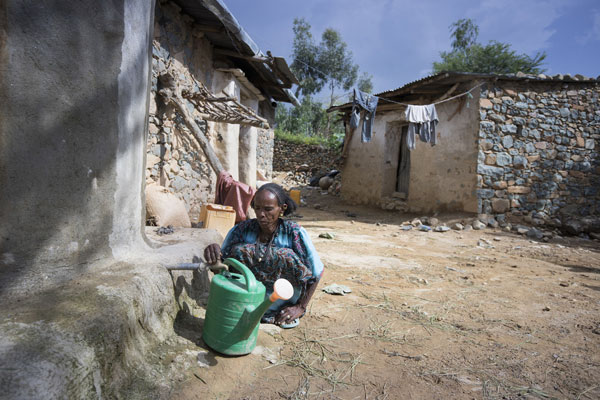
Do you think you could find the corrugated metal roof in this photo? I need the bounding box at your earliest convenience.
[375,71,599,98]
[328,71,599,113]
[171,0,299,105]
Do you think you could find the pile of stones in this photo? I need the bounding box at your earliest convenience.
[273,139,342,173]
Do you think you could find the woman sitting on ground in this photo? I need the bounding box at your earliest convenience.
[204,183,323,328]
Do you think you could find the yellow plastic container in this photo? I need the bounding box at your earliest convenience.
[289,189,301,205]
[199,204,236,238]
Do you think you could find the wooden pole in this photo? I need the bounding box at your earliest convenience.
[158,73,224,175]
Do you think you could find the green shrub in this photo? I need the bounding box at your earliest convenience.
[275,129,342,150]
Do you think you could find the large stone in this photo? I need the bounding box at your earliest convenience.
[562,220,584,235]
[147,153,161,167]
[485,154,497,165]
[477,165,504,177]
[480,140,494,150]
[496,152,512,166]
[585,139,595,150]
[472,220,486,230]
[480,98,493,109]
[492,181,507,189]
[480,121,495,132]
[513,155,528,169]
[451,222,464,230]
[502,125,517,135]
[488,113,506,123]
[477,189,495,199]
[508,186,531,194]
[535,141,547,149]
[526,228,544,240]
[491,198,510,213]
[515,102,529,109]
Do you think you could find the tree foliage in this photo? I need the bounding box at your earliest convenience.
[433,18,546,75]
[290,18,372,106]
[286,18,372,138]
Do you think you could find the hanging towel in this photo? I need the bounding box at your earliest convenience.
[405,104,438,150]
[215,170,256,223]
[352,89,379,142]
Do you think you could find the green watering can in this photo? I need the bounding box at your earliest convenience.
[202,258,293,355]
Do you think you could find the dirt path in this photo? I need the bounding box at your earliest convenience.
[169,190,600,400]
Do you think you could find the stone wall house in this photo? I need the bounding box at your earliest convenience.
[148,0,298,221]
[329,72,599,227]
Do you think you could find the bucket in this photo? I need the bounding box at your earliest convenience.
[289,189,301,205]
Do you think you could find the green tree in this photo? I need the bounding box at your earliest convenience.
[275,95,327,137]
[290,18,322,97]
[357,72,374,94]
[289,18,372,135]
[433,18,546,74]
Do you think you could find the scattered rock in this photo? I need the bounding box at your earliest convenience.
[318,232,335,239]
[487,218,499,229]
[401,225,413,231]
[196,351,211,368]
[419,225,432,232]
[451,222,464,230]
[526,228,544,240]
[408,276,428,285]
[156,225,175,235]
[411,219,422,226]
[429,217,440,226]
[559,282,569,287]
[464,224,473,231]
[259,324,282,336]
[322,283,352,295]
[517,227,529,235]
[434,226,450,232]
[542,306,551,312]
[477,238,494,249]
[472,220,486,230]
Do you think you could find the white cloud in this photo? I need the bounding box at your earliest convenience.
[578,9,600,44]
[468,0,568,54]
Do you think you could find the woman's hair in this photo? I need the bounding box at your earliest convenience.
[252,183,297,216]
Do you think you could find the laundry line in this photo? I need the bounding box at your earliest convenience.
[336,81,485,109]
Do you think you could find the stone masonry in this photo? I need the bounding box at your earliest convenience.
[273,139,342,173]
[477,79,600,228]
[146,1,276,222]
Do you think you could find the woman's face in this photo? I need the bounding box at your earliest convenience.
[253,190,285,232]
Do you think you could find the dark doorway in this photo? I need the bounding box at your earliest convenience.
[395,125,410,196]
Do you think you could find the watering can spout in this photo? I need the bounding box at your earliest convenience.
[239,278,294,339]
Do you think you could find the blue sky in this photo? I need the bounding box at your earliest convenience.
[224,0,599,100]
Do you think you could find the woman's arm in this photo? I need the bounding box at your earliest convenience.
[275,276,321,324]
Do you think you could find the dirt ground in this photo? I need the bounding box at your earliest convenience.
[167,188,600,400]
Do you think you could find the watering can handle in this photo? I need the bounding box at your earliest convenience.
[223,258,256,293]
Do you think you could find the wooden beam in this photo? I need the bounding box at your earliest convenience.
[213,47,269,63]
[158,74,224,175]
[434,82,460,103]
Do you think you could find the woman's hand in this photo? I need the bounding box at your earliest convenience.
[274,304,305,325]
[204,243,222,264]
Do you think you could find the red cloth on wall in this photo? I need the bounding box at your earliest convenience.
[215,170,256,223]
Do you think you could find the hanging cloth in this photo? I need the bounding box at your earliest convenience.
[405,104,439,150]
[215,170,256,223]
[351,89,379,142]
